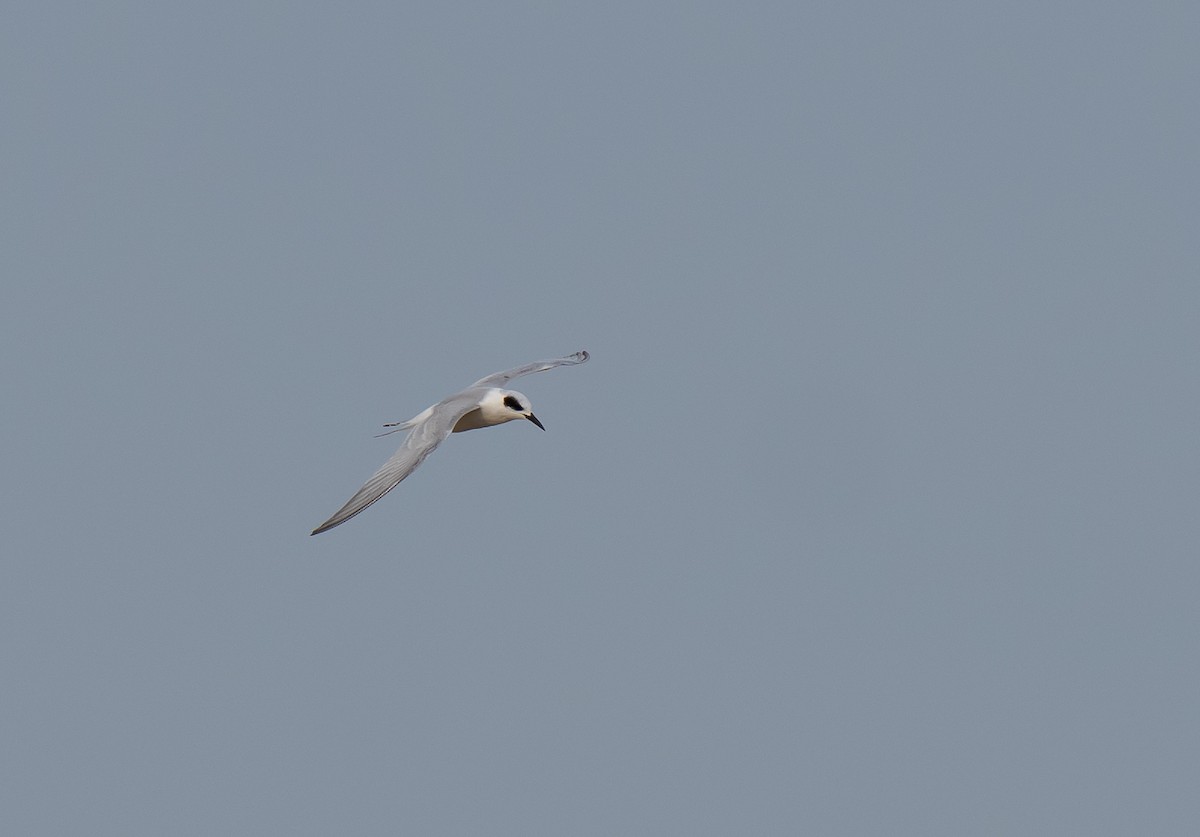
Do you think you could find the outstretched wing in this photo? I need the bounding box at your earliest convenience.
[310,392,482,535]
[470,350,590,389]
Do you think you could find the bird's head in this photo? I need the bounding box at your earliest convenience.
[499,390,545,430]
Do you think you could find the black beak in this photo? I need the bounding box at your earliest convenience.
[526,413,546,431]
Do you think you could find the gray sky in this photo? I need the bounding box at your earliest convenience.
[4,2,1198,834]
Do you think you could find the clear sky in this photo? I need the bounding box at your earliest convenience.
[4,2,1198,834]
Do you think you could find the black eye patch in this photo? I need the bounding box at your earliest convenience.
[503,395,523,411]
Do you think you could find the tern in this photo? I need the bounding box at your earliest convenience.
[311,350,589,535]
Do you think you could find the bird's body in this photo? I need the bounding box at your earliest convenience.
[311,350,588,535]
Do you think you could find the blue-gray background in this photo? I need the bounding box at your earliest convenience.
[4,2,1198,834]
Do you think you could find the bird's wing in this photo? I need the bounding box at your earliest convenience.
[310,391,483,535]
[469,350,590,389]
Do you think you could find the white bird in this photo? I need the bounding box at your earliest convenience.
[311,350,590,535]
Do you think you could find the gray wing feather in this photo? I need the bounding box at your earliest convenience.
[310,392,482,535]
[470,350,590,388]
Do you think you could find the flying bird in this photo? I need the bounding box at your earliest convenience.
[311,350,590,535]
